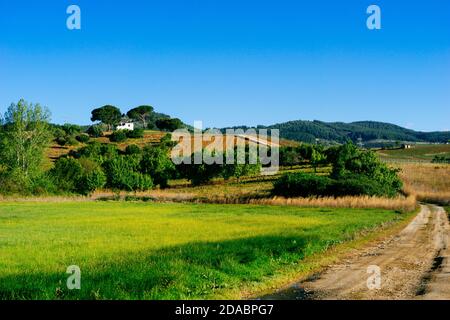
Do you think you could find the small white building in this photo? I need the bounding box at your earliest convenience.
[116,122,134,131]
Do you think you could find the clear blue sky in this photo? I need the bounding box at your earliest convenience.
[1,0,449,131]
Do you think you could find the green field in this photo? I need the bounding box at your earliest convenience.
[377,144,450,162]
[0,202,408,300]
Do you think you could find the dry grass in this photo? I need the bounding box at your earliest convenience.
[0,195,89,202]
[246,195,417,212]
[89,163,420,212]
[396,163,450,205]
[91,188,417,213]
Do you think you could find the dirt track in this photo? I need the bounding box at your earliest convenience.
[264,205,450,300]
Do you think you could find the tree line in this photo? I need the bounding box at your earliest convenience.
[274,142,403,198]
[0,99,404,198]
[0,100,260,195]
[225,120,450,144]
[90,104,184,132]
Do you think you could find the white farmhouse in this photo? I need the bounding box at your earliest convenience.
[116,121,134,131]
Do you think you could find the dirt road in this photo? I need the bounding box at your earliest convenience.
[263,204,450,300]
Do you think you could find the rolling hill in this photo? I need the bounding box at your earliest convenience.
[222,120,450,144]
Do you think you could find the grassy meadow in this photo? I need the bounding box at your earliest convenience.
[377,144,450,162]
[377,145,450,205]
[394,163,450,205]
[0,201,407,300]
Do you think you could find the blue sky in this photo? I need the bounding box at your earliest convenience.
[0,0,449,131]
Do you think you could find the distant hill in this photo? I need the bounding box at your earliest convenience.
[222,120,450,144]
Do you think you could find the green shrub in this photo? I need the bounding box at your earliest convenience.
[50,157,106,195]
[273,172,401,198]
[126,128,144,139]
[156,118,183,131]
[62,124,82,136]
[70,142,118,163]
[50,158,84,192]
[66,136,79,146]
[52,127,66,140]
[273,172,333,197]
[56,135,79,146]
[55,136,68,146]
[29,173,59,195]
[76,168,106,195]
[125,144,141,155]
[330,175,391,197]
[109,130,128,142]
[99,143,119,159]
[329,142,403,196]
[432,155,450,164]
[70,142,101,159]
[140,146,175,188]
[76,134,90,143]
[103,156,153,191]
[87,125,103,138]
[124,195,155,202]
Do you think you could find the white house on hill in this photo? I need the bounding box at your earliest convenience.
[116,121,134,131]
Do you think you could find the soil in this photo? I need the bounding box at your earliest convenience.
[263,205,450,300]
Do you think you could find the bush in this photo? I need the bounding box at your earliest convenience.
[330,175,392,197]
[329,142,403,196]
[100,143,120,159]
[125,144,141,155]
[50,158,84,192]
[29,173,59,195]
[55,136,68,146]
[76,134,90,143]
[52,128,66,140]
[50,157,106,195]
[103,156,153,191]
[126,128,144,139]
[76,167,106,195]
[156,118,183,131]
[273,172,401,198]
[70,142,101,159]
[432,155,450,164]
[87,125,103,138]
[66,136,79,146]
[55,135,78,147]
[273,172,333,197]
[69,142,120,165]
[109,130,128,142]
[62,124,82,136]
[140,146,175,188]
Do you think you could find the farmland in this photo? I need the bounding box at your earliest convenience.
[1,105,448,300]
[44,130,299,168]
[377,144,450,162]
[0,202,407,300]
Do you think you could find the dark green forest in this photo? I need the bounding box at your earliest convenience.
[223,120,450,144]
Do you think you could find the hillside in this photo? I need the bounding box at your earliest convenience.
[44,130,299,168]
[377,144,450,162]
[223,120,450,144]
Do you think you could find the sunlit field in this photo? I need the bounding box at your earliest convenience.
[0,202,407,300]
[378,144,450,162]
[397,163,450,205]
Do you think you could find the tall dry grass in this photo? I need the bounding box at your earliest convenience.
[187,195,417,212]
[397,163,450,205]
[0,195,90,202]
[94,189,416,213]
[246,195,417,212]
[88,168,421,212]
[8,163,441,213]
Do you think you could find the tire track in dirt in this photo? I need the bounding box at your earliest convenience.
[262,204,450,300]
[418,205,450,299]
